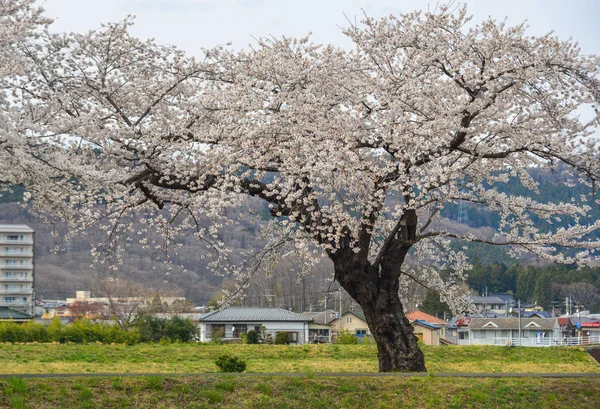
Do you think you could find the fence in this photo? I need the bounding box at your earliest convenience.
[468,335,600,347]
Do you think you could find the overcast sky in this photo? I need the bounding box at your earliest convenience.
[41,0,600,56]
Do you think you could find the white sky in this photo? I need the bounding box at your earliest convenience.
[41,0,600,56]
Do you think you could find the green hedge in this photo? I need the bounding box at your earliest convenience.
[0,318,140,345]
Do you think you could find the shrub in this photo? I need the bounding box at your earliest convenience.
[275,332,289,345]
[335,330,359,344]
[0,318,140,344]
[245,330,259,344]
[214,354,246,373]
[134,315,195,343]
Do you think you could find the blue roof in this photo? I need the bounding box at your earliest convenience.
[201,307,313,322]
[413,319,441,330]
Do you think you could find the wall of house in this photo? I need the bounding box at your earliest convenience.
[413,326,439,346]
[334,314,371,336]
[201,321,310,344]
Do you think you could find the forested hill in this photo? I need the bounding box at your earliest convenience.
[1,163,598,309]
[441,165,600,233]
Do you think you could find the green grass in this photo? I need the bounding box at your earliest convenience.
[0,343,597,374]
[0,375,598,408]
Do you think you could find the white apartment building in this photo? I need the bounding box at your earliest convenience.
[0,224,35,315]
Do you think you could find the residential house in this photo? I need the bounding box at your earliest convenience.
[0,306,33,322]
[330,310,371,340]
[558,317,575,338]
[571,316,600,338]
[411,320,441,345]
[0,224,35,315]
[467,295,514,316]
[468,318,560,345]
[406,310,450,340]
[198,307,312,344]
[450,317,471,345]
[302,309,337,343]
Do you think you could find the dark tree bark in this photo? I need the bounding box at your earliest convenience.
[332,243,426,372]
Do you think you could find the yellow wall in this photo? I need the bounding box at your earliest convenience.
[331,312,371,336]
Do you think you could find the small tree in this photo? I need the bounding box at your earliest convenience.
[245,329,259,344]
[335,330,359,345]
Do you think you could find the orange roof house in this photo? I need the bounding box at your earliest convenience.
[406,310,450,342]
[405,310,448,326]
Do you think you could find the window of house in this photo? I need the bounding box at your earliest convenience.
[458,332,468,340]
[211,324,225,338]
[346,317,352,324]
[355,329,367,336]
[473,331,487,339]
[4,297,16,302]
[286,332,298,343]
[232,324,247,338]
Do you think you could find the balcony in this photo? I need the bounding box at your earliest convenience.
[1,263,32,270]
[0,251,33,257]
[0,276,33,282]
[0,238,33,245]
[0,301,30,307]
[0,289,32,295]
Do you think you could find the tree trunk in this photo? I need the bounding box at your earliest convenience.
[334,257,426,372]
[359,288,426,372]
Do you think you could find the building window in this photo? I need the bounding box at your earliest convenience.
[346,317,352,324]
[4,260,26,266]
[286,332,298,344]
[232,324,247,338]
[6,235,25,241]
[211,324,225,339]
[473,331,487,339]
[4,297,16,302]
[355,329,367,336]
[5,247,26,253]
[2,272,26,278]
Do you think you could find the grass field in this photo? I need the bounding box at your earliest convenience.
[1,375,600,408]
[0,344,598,408]
[0,343,598,374]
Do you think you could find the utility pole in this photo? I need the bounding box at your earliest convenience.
[518,299,522,340]
[338,288,342,318]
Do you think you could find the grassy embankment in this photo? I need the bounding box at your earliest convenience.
[0,343,598,374]
[1,344,599,408]
[1,375,600,408]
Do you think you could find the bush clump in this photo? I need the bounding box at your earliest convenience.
[214,354,247,373]
[275,332,289,345]
[335,330,359,344]
[245,330,259,344]
[0,317,140,345]
[134,315,196,343]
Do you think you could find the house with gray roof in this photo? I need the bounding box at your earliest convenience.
[468,317,560,345]
[198,307,313,344]
[0,306,33,322]
[302,309,338,343]
[467,295,514,316]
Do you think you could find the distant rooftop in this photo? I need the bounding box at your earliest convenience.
[201,307,313,322]
[0,306,33,320]
[0,224,34,232]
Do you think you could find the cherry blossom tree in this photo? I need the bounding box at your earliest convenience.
[3,3,600,371]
